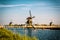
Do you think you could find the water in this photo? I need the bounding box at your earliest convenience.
[6,28,60,40]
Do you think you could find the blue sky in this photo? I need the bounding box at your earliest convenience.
[0,0,60,25]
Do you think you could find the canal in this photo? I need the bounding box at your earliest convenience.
[6,27,60,40]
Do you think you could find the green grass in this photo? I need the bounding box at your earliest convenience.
[0,28,38,40]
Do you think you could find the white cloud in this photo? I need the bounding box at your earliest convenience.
[0,4,32,7]
[0,3,60,8]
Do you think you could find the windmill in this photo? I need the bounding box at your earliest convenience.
[26,10,35,37]
[26,10,35,26]
[9,19,13,26]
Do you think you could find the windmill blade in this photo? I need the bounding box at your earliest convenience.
[32,16,35,18]
[29,10,32,17]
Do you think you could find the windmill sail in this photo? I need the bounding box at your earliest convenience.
[29,10,32,17]
[29,10,35,18]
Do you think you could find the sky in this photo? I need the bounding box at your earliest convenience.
[0,0,60,25]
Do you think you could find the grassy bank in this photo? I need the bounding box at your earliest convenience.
[0,28,38,40]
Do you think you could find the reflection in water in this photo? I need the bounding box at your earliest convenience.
[6,28,60,40]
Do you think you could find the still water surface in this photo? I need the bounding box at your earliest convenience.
[6,28,60,40]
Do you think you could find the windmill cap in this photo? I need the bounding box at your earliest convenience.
[27,17,32,19]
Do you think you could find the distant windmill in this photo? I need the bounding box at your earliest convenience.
[9,19,13,26]
[49,21,53,26]
[49,19,53,26]
[9,22,12,26]
[26,10,35,37]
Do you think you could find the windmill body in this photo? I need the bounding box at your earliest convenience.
[26,10,35,37]
[26,10,35,26]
